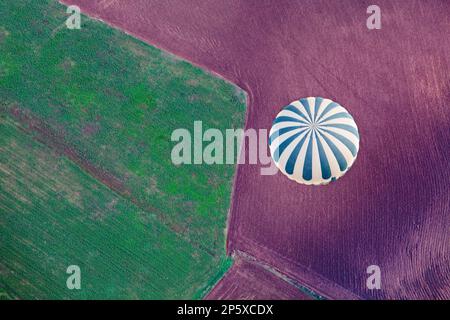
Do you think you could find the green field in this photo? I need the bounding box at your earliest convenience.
[0,0,245,299]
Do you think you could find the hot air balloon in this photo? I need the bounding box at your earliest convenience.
[269,97,359,185]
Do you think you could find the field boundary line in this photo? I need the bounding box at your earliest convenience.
[233,237,363,300]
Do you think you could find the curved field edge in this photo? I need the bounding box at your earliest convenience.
[0,0,245,299]
[0,114,230,299]
[58,0,450,301]
[57,0,327,300]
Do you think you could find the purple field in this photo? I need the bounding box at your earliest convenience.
[63,0,450,299]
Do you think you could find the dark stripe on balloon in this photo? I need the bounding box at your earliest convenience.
[321,123,359,139]
[319,128,357,156]
[284,131,310,175]
[315,131,332,179]
[284,105,310,124]
[316,130,348,172]
[302,131,314,181]
[313,97,323,123]
[269,125,304,144]
[272,116,306,126]
[272,129,308,162]
[315,101,339,123]
[299,98,313,123]
[319,112,353,124]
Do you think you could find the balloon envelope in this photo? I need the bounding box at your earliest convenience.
[269,97,360,185]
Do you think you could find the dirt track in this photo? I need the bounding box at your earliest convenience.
[61,0,450,299]
[6,105,128,195]
[205,254,313,300]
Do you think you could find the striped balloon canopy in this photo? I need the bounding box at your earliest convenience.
[269,97,359,185]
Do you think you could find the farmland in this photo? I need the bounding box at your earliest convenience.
[0,0,245,299]
[64,0,450,299]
